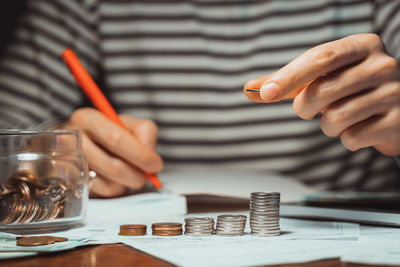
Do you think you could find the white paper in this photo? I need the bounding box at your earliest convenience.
[340,225,400,265]
[159,170,317,203]
[341,237,400,265]
[87,192,187,220]
[360,225,400,240]
[116,212,359,267]
[125,238,356,267]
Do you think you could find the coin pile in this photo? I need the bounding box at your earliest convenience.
[152,222,182,236]
[16,235,68,246]
[184,217,215,236]
[250,192,281,236]
[0,170,83,224]
[119,224,147,236]
[215,215,247,236]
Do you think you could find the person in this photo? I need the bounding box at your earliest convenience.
[0,0,399,198]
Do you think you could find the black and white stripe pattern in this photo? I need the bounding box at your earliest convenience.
[0,0,399,191]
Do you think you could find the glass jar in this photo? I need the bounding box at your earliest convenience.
[0,130,88,234]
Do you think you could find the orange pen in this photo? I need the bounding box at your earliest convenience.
[61,48,162,189]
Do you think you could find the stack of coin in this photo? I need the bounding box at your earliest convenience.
[215,215,247,236]
[0,170,83,225]
[184,217,215,236]
[119,224,147,236]
[250,192,281,236]
[152,222,182,236]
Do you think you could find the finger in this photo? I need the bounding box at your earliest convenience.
[340,108,400,153]
[320,86,385,137]
[293,54,398,119]
[259,34,373,101]
[243,74,305,103]
[82,134,147,189]
[375,139,400,156]
[90,175,128,198]
[120,116,158,150]
[69,108,163,172]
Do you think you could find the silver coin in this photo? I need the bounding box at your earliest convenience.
[250,218,279,224]
[216,228,245,231]
[217,224,246,229]
[250,224,280,228]
[250,210,280,215]
[251,192,280,197]
[251,200,280,203]
[250,221,279,224]
[185,217,214,222]
[217,219,247,223]
[251,227,281,232]
[184,232,214,236]
[250,208,279,211]
[217,223,246,227]
[250,216,279,220]
[216,233,244,236]
[250,204,279,208]
[186,227,214,231]
[217,215,247,220]
[251,229,280,233]
[250,224,279,227]
[250,220,279,224]
[185,229,214,232]
[250,201,279,205]
[250,201,280,204]
[251,232,280,237]
[185,224,214,228]
[250,207,280,211]
[251,195,280,199]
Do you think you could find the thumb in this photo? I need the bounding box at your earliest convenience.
[120,115,158,150]
[243,73,306,103]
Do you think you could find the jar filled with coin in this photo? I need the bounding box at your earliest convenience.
[0,130,88,234]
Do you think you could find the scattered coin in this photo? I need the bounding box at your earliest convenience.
[250,192,281,237]
[53,236,69,242]
[152,222,182,236]
[16,235,69,243]
[16,236,57,246]
[119,224,147,236]
[184,217,215,236]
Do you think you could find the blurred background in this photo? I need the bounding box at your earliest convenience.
[0,1,27,57]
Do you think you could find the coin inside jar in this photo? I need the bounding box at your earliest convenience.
[119,224,147,236]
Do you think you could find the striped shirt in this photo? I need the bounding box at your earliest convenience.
[0,0,399,191]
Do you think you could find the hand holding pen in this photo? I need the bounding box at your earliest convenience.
[61,49,163,198]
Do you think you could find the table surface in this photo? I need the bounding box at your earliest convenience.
[0,200,398,267]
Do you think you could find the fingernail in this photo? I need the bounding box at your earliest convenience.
[260,82,280,101]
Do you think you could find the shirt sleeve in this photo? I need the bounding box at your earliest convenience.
[373,0,400,61]
[0,0,100,129]
[373,1,400,164]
